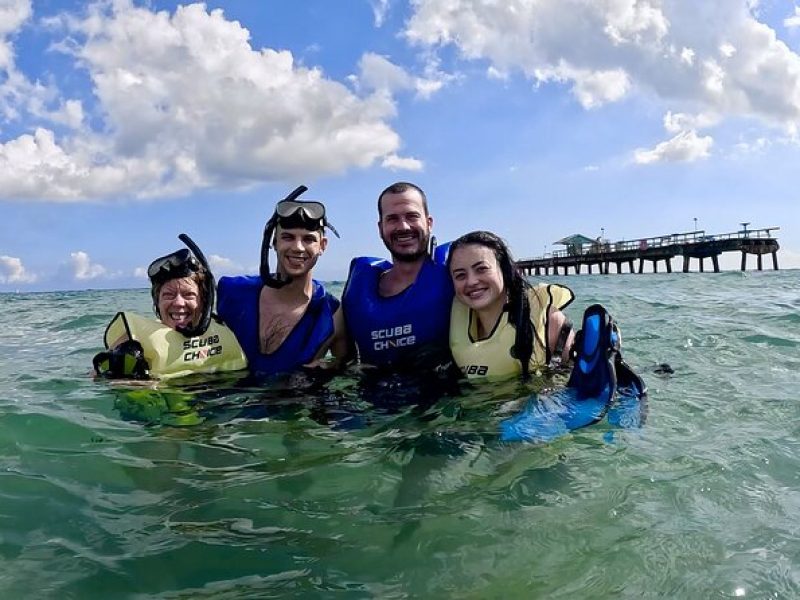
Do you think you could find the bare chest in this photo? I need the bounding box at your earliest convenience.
[259,300,308,354]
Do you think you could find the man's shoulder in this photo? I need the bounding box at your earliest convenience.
[348,256,391,274]
[343,257,388,302]
[311,279,341,310]
[217,276,262,314]
[218,275,261,291]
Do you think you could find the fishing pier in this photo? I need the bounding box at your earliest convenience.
[517,226,780,276]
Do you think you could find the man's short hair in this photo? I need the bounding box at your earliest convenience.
[272,223,324,247]
[377,182,428,218]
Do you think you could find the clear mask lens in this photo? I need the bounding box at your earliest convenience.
[275,200,326,221]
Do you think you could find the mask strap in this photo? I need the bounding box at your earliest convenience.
[325,221,340,239]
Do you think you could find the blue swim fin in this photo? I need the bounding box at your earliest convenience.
[566,303,619,401]
[500,304,632,443]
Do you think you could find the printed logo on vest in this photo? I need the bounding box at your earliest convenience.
[370,324,416,352]
[462,364,489,377]
[183,334,223,362]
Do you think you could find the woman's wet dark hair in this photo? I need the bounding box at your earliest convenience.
[448,231,535,380]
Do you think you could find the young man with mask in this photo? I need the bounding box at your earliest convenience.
[342,182,455,374]
[217,186,348,377]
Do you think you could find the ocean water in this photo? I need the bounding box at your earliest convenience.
[1,271,799,598]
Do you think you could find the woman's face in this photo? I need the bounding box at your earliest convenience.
[157,277,202,330]
[449,243,506,313]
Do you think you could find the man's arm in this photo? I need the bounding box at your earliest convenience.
[306,306,354,369]
[326,306,354,367]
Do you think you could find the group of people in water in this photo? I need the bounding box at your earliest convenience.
[94,181,630,400]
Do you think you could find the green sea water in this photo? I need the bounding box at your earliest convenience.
[1,271,799,598]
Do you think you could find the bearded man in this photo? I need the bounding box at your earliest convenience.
[341,182,454,372]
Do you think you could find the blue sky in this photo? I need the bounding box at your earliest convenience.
[1,0,799,291]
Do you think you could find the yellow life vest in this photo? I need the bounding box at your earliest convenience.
[449,283,574,380]
[103,312,247,380]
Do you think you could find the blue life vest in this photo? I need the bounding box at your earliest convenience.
[342,246,453,369]
[217,275,340,377]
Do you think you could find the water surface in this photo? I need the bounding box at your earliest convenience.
[1,271,799,598]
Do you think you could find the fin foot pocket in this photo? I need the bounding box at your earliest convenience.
[500,303,639,443]
[567,304,618,401]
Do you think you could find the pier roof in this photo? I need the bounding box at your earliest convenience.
[554,234,596,246]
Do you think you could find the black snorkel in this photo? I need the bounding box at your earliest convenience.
[177,233,214,338]
[260,185,339,289]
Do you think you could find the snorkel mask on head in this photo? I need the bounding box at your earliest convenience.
[148,233,215,338]
[260,185,340,288]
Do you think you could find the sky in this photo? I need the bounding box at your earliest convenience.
[1,0,799,292]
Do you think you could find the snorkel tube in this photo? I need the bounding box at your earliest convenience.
[175,233,214,338]
[260,185,308,288]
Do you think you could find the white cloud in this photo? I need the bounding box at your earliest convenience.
[0,128,151,200]
[487,65,509,80]
[1,0,35,117]
[570,67,630,109]
[1,0,88,136]
[0,254,36,283]
[405,0,665,109]
[70,250,107,280]
[133,266,147,279]
[663,111,720,133]
[381,153,424,171]
[356,52,447,99]
[0,2,408,201]
[0,0,30,46]
[719,42,737,58]
[208,254,243,275]
[784,6,800,29]
[358,52,414,94]
[370,0,391,27]
[405,0,800,130]
[634,130,713,164]
[733,136,770,154]
[37,99,84,130]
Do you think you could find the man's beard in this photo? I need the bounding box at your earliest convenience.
[383,231,430,263]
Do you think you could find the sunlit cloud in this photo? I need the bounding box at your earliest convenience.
[0,2,410,201]
[784,6,800,29]
[381,153,424,171]
[0,254,37,283]
[370,0,391,27]
[356,52,448,100]
[70,250,107,280]
[405,0,800,136]
[208,254,244,275]
[634,130,714,164]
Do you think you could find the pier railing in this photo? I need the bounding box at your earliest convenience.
[528,227,779,260]
[517,227,780,274]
